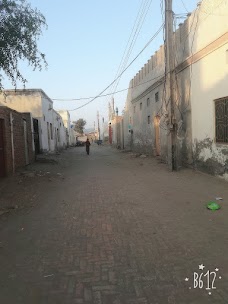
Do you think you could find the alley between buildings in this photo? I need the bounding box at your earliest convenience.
[0,145,228,304]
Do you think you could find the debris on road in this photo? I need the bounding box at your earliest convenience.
[0,209,10,216]
[140,154,147,158]
[215,197,223,201]
[207,202,221,211]
[44,274,54,278]
[21,171,35,178]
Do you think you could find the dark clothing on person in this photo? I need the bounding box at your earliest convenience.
[85,139,90,155]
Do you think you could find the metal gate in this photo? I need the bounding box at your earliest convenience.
[0,119,5,177]
[33,118,40,154]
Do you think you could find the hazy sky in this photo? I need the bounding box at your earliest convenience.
[4,0,198,129]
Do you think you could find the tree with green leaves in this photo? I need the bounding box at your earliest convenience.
[0,0,47,89]
[73,119,86,135]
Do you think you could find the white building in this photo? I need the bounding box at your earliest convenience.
[69,125,76,146]
[0,89,67,153]
[122,0,228,179]
[57,110,71,147]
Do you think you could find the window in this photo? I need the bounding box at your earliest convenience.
[148,116,151,124]
[140,102,142,110]
[155,92,159,102]
[50,123,53,140]
[134,106,136,113]
[147,98,150,107]
[215,97,228,143]
[43,115,45,121]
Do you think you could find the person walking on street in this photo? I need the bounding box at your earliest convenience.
[85,138,91,155]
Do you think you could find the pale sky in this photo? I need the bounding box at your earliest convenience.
[4,0,198,129]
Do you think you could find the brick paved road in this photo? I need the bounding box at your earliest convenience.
[1,145,228,304]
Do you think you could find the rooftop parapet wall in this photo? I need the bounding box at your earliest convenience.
[131,44,165,101]
[129,0,228,101]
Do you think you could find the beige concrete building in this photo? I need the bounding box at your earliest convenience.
[0,89,67,153]
[57,110,71,147]
[122,0,228,179]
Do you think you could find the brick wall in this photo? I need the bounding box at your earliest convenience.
[0,106,35,176]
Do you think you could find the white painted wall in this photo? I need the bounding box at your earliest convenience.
[0,90,42,117]
[0,89,68,153]
[191,42,228,178]
[0,90,47,151]
[53,110,67,151]
[122,0,228,172]
[189,0,228,179]
[69,126,76,146]
[40,94,55,152]
[57,110,72,146]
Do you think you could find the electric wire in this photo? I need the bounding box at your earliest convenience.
[104,0,152,117]
[180,0,189,13]
[67,24,164,112]
[111,0,153,98]
[52,73,164,101]
[106,0,147,98]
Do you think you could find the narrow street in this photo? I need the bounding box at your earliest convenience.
[0,145,228,304]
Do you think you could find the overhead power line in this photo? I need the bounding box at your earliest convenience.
[67,23,164,112]
[180,0,189,13]
[108,0,148,95]
[52,73,164,101]
[52,88,128,101]
[111,0,153,98]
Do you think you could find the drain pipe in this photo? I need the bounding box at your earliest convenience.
[10,113,15,174]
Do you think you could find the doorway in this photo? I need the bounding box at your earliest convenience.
[154,115,161,156]
[0,119,6,177]
[23,120,29,165]
[33,118,40,155]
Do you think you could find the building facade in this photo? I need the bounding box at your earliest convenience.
[122,0,228,179]
[0,89,67,153]
[0,107,35,177]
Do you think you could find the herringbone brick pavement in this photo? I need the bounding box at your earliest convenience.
[0,145,228,303]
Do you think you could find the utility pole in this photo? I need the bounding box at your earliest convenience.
[97,111,100,140]
[165,0,177,171]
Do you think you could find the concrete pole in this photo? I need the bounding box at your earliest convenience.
[165,0,177,171]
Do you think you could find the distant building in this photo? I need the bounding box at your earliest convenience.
[0,89,67,153]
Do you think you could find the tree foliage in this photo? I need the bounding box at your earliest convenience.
[73,119,86,135]
[0,0,47,89]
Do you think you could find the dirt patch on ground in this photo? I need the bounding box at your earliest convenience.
[0,151,69,217]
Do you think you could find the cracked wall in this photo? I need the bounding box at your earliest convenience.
[193,138,228,180]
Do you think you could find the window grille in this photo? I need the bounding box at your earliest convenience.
[215,97,228,143]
